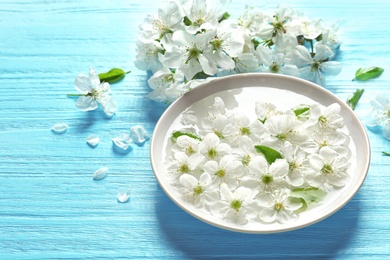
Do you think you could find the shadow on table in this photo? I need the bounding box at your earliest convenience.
[154,186,361,259]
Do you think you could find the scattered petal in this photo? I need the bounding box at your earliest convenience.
[93,166,108,180]
[86,134,100,148]
[51,123,68,134]
[117,189,131,203]
[130,125,150,145]
[112,133,133,151]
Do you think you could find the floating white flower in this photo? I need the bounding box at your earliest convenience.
[173,135,201,156]
[73,68,116,117]
[244,157,290,192]
[218,183,255,224]
[168,152,205,176]
[203,154,242,187]
[179,172,214,207]
[305,103,344,132]
[367,93,390,140]
[257,189,302,223]
[306,147,350,188]
[199,132,232,160]
[280,141,307,187]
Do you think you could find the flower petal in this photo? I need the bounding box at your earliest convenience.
[74,74,92,93]
[76,96,98,111]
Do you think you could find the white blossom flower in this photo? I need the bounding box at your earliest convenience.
[306,147,350,188]
[299,18,323,41]
[73,68,116,117]
[204,154,242,187]
[255,101,283,123]
[280,141,308,187]
[243,157,290,192]
[173,135,201,156]
[180,0,225,34]
[305,103,344,132]
[199,132,232,160]
[179,172,215,207]
[293,43,341,86]
[300,130,350,158]
[257,189,302,223]
[225,113,266,144]
[258,50,300,77]
[237,8,264,36]
[146,67,185,102]
[163,29,217,80]
[134,39,165,73]
[262,113,308,146]
[168,151,205,177]
[367,93,390,140]
[138,1,182,42]
[218,183,256,224]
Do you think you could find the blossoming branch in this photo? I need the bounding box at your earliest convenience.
[135,0,342,103]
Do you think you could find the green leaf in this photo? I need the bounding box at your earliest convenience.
[218,12,230,23]
[382,151,390,156]
[98,68,130,83]
[254,145,283,164]
[290,187,327,204]
[171,131,202,141]
[353,66,384,81]
[346,89,365,110]
[183,16,192,26]
[290,197,307,213]
[293,105,310,117]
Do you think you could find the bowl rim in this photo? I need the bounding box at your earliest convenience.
[150,73,371,234]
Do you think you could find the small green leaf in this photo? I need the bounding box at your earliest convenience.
[254,145,283,164]
[183,16,192,26]
[172,131,202,141]
[382,151,390,156]
[290,197,307,213]
[346,89,365,110]
[293,105,310,117]
[98,68,130,83]
[218,12,230,23]
[353,66,384,81]
[290,187,327,204]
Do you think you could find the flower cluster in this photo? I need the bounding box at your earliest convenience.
[165,96,351,225]
[367,93,390,140]
[135,0,342,103]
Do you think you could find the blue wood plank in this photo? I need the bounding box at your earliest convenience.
[0,0,390,258]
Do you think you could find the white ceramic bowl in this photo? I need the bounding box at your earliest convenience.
[150,73,370,233]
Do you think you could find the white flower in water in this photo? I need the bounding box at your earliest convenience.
[163,30,217,80]
[255,101,283,123]
[244,157,290,192]
[257,189,302,223]
[306,147,350,188]
[235,136,257,168]
[218,183,255,224]
[263,113,308,145]
[305,103,344,132]
[179,172,214,207]
[173,135,201,156]
[225,113,266,144]
[168,151,205,176]
[280,141,307,187]
[293,43,341,86]
[367,94,390,140]
[199,133,232,160]
[300,130,350,158]
[203,154,242,187]
[73,68,116,117]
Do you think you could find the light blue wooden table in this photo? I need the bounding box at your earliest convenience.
[1,0,389,259]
